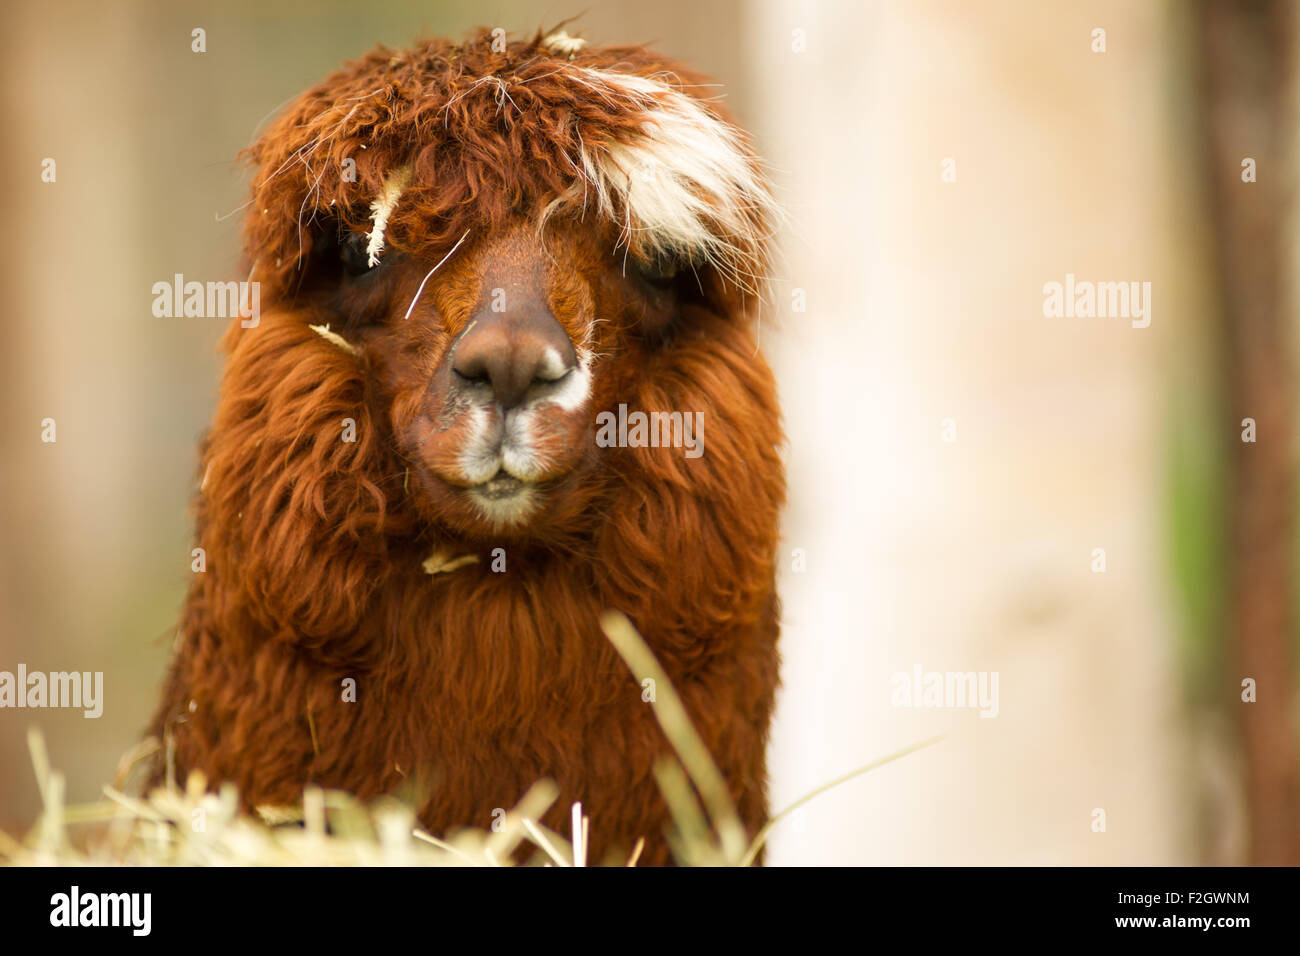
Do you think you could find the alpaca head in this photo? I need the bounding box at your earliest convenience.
[237,29,779,544]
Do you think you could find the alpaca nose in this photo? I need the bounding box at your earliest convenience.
[451,309,577,410]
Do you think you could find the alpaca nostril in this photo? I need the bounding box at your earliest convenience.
[451,359,492,386]
[451,310,577,411]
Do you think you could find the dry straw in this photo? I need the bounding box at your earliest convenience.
[2,617,938,866]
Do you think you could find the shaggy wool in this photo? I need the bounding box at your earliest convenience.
[149,26,785,866]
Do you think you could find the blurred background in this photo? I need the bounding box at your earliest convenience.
[2,0,1297,864]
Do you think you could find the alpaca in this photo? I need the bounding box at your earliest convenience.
[149,27,785,866]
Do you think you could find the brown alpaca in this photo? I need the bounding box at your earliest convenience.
[149,27,784,865]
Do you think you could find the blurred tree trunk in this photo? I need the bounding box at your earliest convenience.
[1196,0,1300,864]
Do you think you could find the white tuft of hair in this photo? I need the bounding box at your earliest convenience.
[554,68,780,297]
[366,164,413,267]
[307,323,358,356]
[422,547,480,575]
[543,30,587,56]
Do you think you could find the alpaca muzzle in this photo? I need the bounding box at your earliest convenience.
[449,306,577,412]
[418,295,593,525]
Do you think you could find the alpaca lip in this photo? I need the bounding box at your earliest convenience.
[476,470,524,500]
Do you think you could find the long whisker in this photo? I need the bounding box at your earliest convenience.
[404,230,471,321]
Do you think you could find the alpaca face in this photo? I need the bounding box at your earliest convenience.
[316,216,686,537]
[235,30,780,543]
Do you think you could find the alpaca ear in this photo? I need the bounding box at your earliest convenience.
[197,312,409,655]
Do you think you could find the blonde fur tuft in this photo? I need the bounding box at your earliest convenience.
[543,31,587,57]
[366,165,414,267]
[553,68,781,298]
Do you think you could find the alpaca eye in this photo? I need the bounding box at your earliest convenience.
[340,231,375,277]
[636,251,680,289]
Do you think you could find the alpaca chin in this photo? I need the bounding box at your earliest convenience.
[466,473,539,526]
